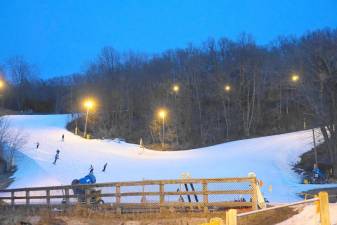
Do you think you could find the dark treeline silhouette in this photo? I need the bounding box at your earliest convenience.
[0,29,336,170]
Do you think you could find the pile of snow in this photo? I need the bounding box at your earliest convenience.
[3,114,337,203]
[276,204,337,225]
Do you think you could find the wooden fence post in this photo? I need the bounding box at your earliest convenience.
[46,189,50,205]
[159,182,165,212]
[116,184,121,214]
[25,190,30,205]
[319,192,330,225]
[225,209,237,225]
[202,180,208,213]
[251,178,258,210]
[85,188,91,205]
[10,191,14,206]
[209,217,225,225]
[64,188,70,205]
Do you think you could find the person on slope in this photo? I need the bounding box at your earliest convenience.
[36,142,40,149]
[312,163,325,183]
[53,149,60,165]
[102,163,108,172]
[61,134,65,142]
[89,164,94,173]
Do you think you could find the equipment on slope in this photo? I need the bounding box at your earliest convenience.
[180,172,199,203]
[71,173,104,205]
[189,183,199,202]
[302,164,329,184]
[184,183,192,202]
[248,172,266,209]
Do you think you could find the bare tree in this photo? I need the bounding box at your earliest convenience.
[4,129,28,172]
[0,117,10,161]
[6,56,38,110]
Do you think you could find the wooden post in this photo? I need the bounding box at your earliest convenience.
[319,192,331,225]
[64,188,70,205]
[210,217,225,225]
[202,180,208,213]
[159,182,165,212]
[225,209,237,225]
[46,189,50,205]
[85,188,91,205]
[116,184,121,214]
[10,191,14,206]
[25,190,30,205]
[251,179,258,210]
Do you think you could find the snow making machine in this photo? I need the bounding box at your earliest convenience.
[71,173,104,205]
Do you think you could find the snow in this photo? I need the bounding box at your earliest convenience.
[3,114,337,203]
[276,203,337,225]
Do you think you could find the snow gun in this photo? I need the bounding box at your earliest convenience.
[71,173,103,204]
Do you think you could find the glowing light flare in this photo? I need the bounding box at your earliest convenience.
[158,109,167,119]
[172,84,180,93]
[0,80,5,89]
[224,84,231,92]
[291,74,300,82]
[83,99,95,109]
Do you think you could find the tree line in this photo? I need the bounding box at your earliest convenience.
[0,29,336,169]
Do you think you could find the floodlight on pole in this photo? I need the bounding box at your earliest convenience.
[224,84,231,92]
[172,84,180,93]
[0,80,5,89]
[0,79,5,108]
[158,109,168,150]
[83,99,95,138]
[291,74,300,83]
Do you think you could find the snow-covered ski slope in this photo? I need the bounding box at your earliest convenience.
[4,114,336,203]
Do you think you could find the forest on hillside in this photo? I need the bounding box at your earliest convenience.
[0,29,336,165]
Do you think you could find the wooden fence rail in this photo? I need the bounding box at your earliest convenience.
[204,192,331,225]
[0,177,258,213]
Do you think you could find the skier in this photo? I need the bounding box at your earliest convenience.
[53,149,60,165]
[36,142,40,149]
[102,163,108,172]
[89,164,94,173]
[61,134,65,142]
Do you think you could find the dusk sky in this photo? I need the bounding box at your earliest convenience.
[1,0,337,78]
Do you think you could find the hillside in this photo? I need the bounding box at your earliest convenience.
[3,114,337,203]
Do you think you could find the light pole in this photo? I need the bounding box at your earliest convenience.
[172,84,180,145]
[158,109,167,150]
[83,99,94,138]
[223,84,231,139]
[0,79,5,108]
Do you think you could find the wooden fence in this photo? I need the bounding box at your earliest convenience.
[0,177,258,213]
[203,192,331,225]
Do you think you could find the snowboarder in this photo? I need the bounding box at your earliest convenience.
[36,142,40,149]
[53,149,60,165]
[102,163,107,172]
[61,134,65,142]
[89,164,94,173]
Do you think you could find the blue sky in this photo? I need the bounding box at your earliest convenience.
[1,0,336,78]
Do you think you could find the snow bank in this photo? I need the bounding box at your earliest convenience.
[3,114,337,203]
[276,204,337,225]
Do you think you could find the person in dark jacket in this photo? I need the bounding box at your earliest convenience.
[89,164,94,173]
[53,149,60,165]
[102,163,108,172]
